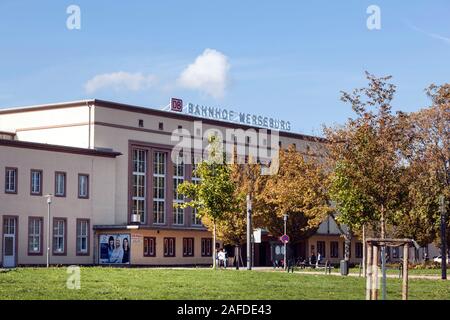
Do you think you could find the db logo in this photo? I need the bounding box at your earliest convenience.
[171,98,183,112]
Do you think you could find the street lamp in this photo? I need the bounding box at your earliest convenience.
[45,194,52,268]
[440,195,447,280]
[247,194,252,270]
[283,214,288,270]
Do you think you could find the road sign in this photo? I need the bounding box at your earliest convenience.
[280,234,289,244]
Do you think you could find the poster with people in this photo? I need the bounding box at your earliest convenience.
[99,234,131,264]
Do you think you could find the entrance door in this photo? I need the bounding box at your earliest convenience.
[3,217,17,268]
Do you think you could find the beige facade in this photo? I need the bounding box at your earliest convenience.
[0,140,118,266]
[0,99,327,267]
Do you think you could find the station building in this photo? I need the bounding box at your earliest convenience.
[0,99,366,267]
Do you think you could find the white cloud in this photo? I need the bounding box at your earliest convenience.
[84,71,157,94]
[178,49,230,99]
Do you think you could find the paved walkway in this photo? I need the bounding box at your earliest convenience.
[248,266,445,280]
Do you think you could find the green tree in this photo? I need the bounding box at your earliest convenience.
[201,161,263,268]
[399,84,450,249]
[324,72,407,239]
[176,136,239,269]
[256,145,332,252]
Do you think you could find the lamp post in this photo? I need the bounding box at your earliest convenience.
[440,195,447,280]
[283,214,288,270]
[45,194,52,268]
[247,194,252,270]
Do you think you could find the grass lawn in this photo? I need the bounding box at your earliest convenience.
[330,267,443,276]
[0,267,448,300]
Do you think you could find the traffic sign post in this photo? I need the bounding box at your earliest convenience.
[280,234,289,244]
[282,214,288,270]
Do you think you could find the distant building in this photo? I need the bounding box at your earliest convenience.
[0,99,326,267]
[1,99,438,268]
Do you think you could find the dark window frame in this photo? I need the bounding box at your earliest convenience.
[76,218,90,256]
[54,171,67,197]
[143,237,156,257]
[183,238,194,257]
[78,174,89,199]
[317,241,326,258]
[30,169,43,196]
[52,217,67,255]
[201,238,212,257]
[28,216,43,256]
[5,167,18,194]
[164,237,176,257]
[330,241,339,258]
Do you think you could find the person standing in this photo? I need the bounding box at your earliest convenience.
[310,252,317,267]
[218,249,226,268]
[223,248,228,269]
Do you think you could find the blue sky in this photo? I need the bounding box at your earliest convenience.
[0,1,449,136]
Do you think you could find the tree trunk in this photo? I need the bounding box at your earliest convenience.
[213,221,217,269]
[234,245,240,270]
[362,224,367,277]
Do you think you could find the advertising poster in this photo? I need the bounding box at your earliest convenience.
[99,234,131,264]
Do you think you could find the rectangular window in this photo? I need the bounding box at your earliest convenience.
[317,241,326,258]
[164,237,175,257]
[28,217,42,255]
[55,172,66,197]
[355,242,363,259]
[330,241,339,258]
[76,219,89,255]
[78,174,89,199]
[53,218,66,255]
[173,154,184,225]
[30,170,42,195]
[153,152,166,224]
[132,149,147,223]
[192,209,202,226]
[191,155,202,226]
[143,237,156,257]
[201,238,212,257]
[183,238,194,257]
[5,167,17,194]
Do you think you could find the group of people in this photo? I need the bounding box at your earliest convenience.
[106,236,130,264]
[274,252,323,269]
[309,252,322,266]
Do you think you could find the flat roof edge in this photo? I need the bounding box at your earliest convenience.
[0,98,327,142]
[0,99,95,114]
[0,139,121,158]
[93,99,328,142]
